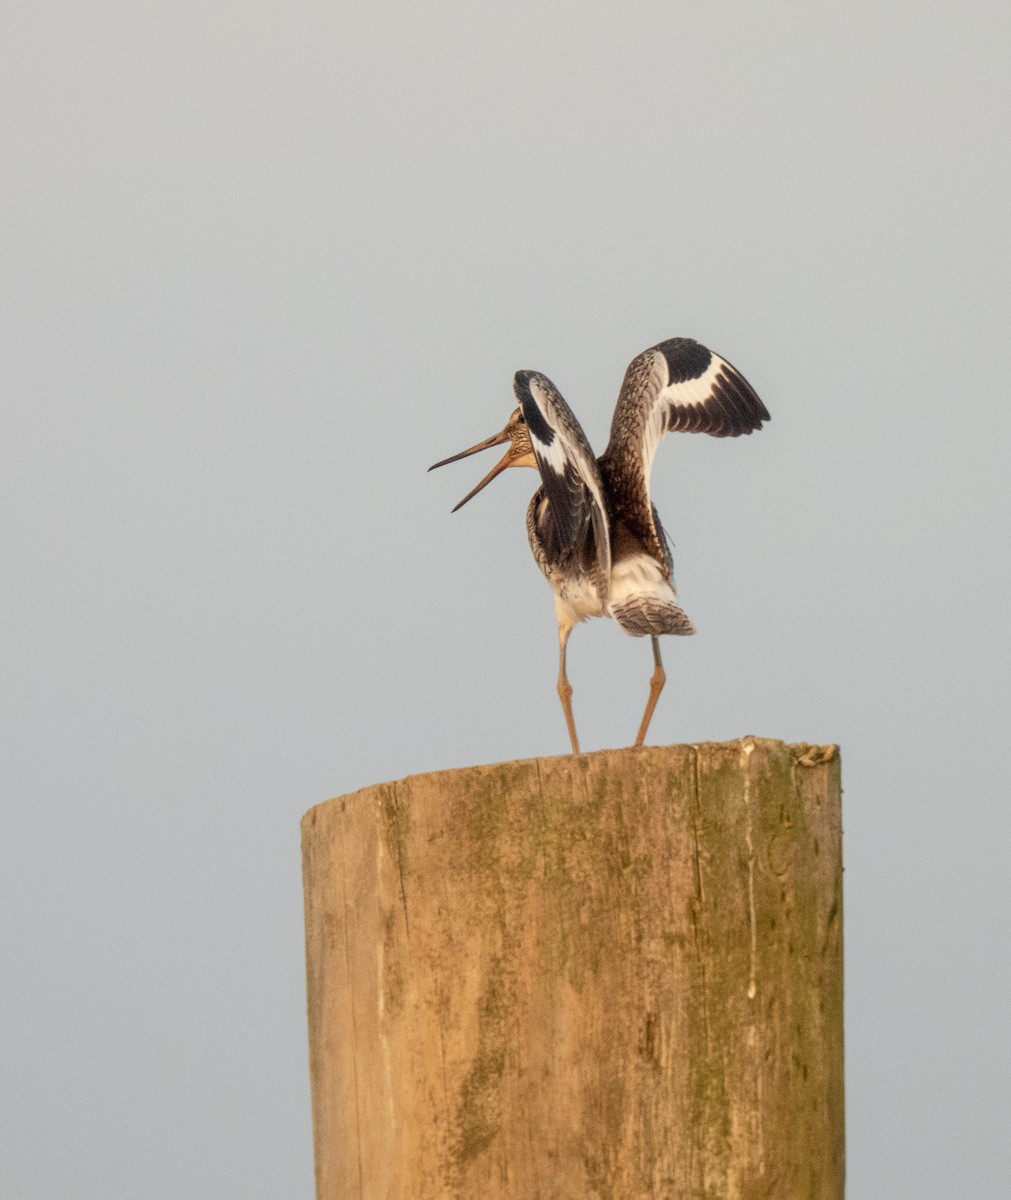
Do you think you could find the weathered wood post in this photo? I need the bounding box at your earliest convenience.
[301,738,843,1199]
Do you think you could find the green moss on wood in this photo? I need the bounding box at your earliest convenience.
[305,741,843,1199]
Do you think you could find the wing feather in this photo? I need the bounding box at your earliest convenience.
[599,337,769,565]
[513,370,611,593]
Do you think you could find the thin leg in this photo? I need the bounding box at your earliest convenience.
[556,623,580,754]
[633,636,666,747]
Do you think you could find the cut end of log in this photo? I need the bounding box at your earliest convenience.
[301,737,839,832]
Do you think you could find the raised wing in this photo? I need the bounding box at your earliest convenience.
[514,370,611,591]
[600,337,769,565]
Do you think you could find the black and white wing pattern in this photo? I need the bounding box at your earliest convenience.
[609,336,769,453]
[514,370,611,590]
[599,337,769,563]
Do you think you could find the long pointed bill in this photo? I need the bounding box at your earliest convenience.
[428,429,512,511]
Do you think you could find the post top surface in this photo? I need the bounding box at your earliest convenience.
[303,736,839,828]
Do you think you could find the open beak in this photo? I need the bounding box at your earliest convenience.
[428,429,512,511]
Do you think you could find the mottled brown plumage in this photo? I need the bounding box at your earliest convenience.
[430,336,769,752]
[599,339,768,574]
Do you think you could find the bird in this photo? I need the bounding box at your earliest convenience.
[429,336,769,753]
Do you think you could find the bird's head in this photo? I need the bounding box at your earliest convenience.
[429,407,537,511]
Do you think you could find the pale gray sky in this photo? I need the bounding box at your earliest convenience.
[3,3,1010,1197]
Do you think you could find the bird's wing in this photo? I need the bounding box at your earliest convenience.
[514,370,611,590]
[600,338,769,562]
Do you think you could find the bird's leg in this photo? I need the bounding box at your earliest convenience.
[633,636,666,747]
[556,623,580,754]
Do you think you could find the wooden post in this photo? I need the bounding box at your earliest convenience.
[301,738,843,1200]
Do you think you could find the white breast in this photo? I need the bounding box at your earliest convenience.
[550,573,608,629]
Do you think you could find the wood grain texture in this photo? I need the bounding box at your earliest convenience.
[302,738,843,1200]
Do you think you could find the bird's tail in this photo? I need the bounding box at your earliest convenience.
[609,554,696,637]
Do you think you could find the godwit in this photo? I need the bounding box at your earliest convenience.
[429,337,769,752]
